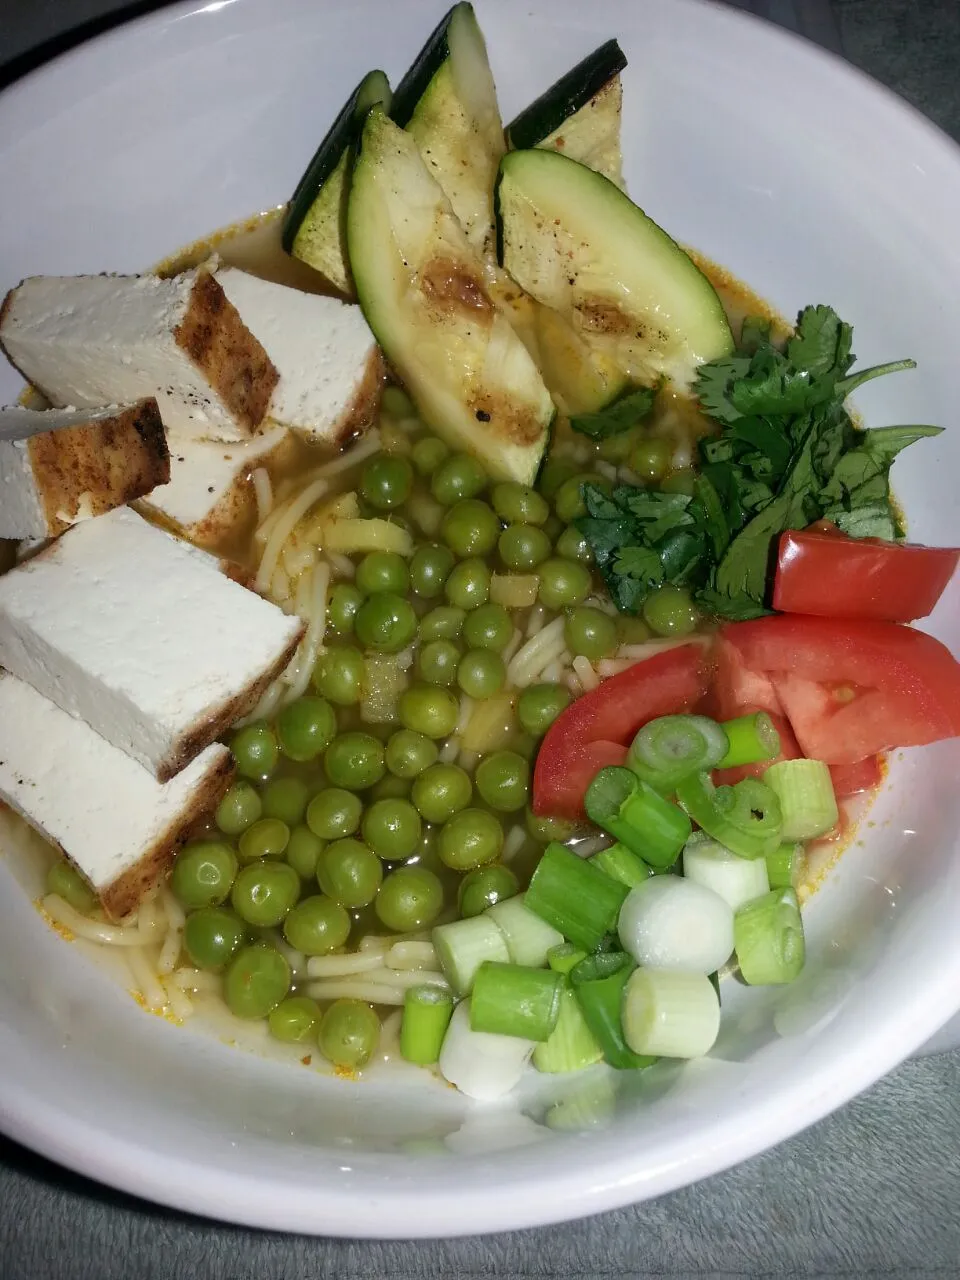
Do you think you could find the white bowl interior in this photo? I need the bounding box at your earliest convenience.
[1,0,960,1237]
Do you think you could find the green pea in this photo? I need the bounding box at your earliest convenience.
[628,437,671,485]
[517,683,572,737]
[375,866,445,931]
[354,592,418,652]
[475,750,530,812]
[642,584,700,637]
[598,428,638,463]
[382,385,415,418]
[409,544,455,599]
[411,762,472,824]
[362,798,422,860]
[416,638,461,687]
[430,452,487,505]
[327,583,363,636]
[444,558,490,610]
[355,550,410,596]
[369,772,412,801]
[385,729,439,779]
[406,826,444,876]
[617,615,653,644]
[538,457,578,501]
[183,906,246,971]
[312,645,365,706]
[458,864,520,919]
[419,605,466,642]
[238,817,290,862]
[230,722,279,781]
[317,838,383,908]
[46,859,96,914]
[457,649,505,699]
[462,603,512,652]
[360,454,414,510]
[214,781,262,837]
[498,524,551,571]
[491,481,549,526]
[526,806,577,844]
[283,894,351,954]
[438,809,503,871]
[318,999,381,1070]
[260,777,310,827]
[553,474,592,523]
[412,436,450,476]
[441,499,499,558]
[555,526,594,565]
[285,825,325,880]
[564,606,618,660]
[398,685,459,739]
[171,840,238,910]
[268,995,323,1044]
[223,943,291,1019]
[277,697,337,763]
[306,786,364,839]
[661,468,696,496]
[230,861,301,928]
[537,558,592,609]
[323,732,386,790]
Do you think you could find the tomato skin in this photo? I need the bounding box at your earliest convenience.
[722,615,960,763]
[829,755,883,797]
[773,529,959,623]
[531,642,710,819]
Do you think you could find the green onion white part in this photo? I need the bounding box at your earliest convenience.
[485,893,564,967]
[621,968,721,1058]
[432,915,510,995]
[681,834,771,910]
[543,1071,618,1132]
[762,759,839,841]
[438,998,536,1101]
[734,887,806,985]
[617,877,734,974]
[532,985,604,1073]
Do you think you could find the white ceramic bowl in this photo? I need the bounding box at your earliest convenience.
[1,0,960,1238]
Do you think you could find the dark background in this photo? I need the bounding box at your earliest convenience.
[2,3,960,1277]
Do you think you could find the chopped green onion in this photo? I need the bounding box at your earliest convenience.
[432,915,509,995]
[762,759,838,841]
[584,767,691,868]
[716,712,780,769]
[547,943,587,976]
[438,999,535,1100]
[400,985,454,1065]
[765,842,805,890]
[571,950,631,984]
[681,834,770,910]
[708,970,721,1003]
[486,893,564,967]
[617,877,734,974]
[470,961,563,1041]
[621,968,721,1058]
[570,952,654,1070]
[734,887,805,985]
[533,984,604,1073]
[592,842,653,888]
[627,714,729,791]
[675,772,782,859]
[544,1071,617,1132]
[524,842,628,952]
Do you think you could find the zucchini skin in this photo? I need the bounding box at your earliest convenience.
[505,39,626,151]
[390,3,459,127]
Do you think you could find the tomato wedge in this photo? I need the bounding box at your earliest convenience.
[773,528,959,623]
[829,755,884,797]
[531,642,710,819]
[704,636,783,722]
[721,615,960,763]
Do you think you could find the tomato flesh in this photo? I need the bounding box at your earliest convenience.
[829,755,884,797]
[773,529,959,623]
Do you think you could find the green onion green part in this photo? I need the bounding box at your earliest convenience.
[621,967,721,1058]
[524,842,628,952]
[485,893,565,967]
[734,887,806,985]
[432,915,510,995]
[627,715,729,792]
[676,771,782,859]
[400,984,455,1065]
[592,842,653,888]
[532,984,605,1073]
[570,952,654,1070]
[716,712,781,769]
[584,767,691,868]
[765,842,805,890]
[762,759,839,841]
[469,961,563,1042]
[547,943,588,976]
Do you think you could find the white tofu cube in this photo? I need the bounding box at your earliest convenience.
[0,673,233,920]
[0,506,304,780]
[0,398,170,539]
[215,267,384,444]
[0,268,278,442]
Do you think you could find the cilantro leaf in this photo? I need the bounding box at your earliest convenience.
[785,305,854,381]
[613,546,663,586]
[570,386,657,440]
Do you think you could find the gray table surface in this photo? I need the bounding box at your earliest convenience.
[2,2,960,1276]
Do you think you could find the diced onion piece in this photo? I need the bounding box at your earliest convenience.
[617,877,734,974]
[322,517,413,556]
[681,835,771,911]
[490,573,540,608]
[485,894,564,967]
[438,999,535,1101]
[763,759,838,841]
[432,916,510,995]
[622,968,721,1058]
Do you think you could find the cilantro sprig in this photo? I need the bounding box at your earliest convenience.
[576,304,942,621]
